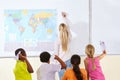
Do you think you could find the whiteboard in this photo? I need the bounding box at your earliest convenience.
[92,0,120,55]
[0,0,89,57]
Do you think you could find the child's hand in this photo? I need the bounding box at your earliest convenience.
[54,55,60,60]
[19,54,27,61]
[103,50,107,54]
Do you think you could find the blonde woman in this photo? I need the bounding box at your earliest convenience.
[54,12,73,79]
[84,44,106,80]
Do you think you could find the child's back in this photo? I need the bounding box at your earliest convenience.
[37,51,66,80]
[37,63,61,80]
[84,44,106,80]
[86,57,105,80]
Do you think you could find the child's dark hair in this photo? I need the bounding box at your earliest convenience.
[40,51,51,62]
[15,48,26,56]
[70,54,83,80]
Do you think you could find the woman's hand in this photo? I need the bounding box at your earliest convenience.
[62,12,67,18]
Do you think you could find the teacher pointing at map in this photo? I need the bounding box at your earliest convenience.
[54,12,74,79]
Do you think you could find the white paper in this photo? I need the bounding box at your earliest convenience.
[16,51,21,60]
[100,41,106,51]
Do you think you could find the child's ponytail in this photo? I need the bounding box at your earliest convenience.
[71,54,83,80]
[73,64,83,80]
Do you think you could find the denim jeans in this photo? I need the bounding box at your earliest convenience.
[59,59,72,79]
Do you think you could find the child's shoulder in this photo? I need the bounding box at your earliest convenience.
[94,56,99,60]
[80,68,86,71]
[84,57,88,60]
[84,57,98,62]
[66,68,73,72]
[66,68,72,70]
[84,57,91,61]
[84,57,89,63]
[80,68,87,73]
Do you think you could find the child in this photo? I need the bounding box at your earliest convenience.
[13,48,34,80]
[37,51,66,80]
[62,54,87,80]
[84,44,106,80]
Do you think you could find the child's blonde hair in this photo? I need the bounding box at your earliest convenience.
[59,23,69,52]
[85,44,95,58]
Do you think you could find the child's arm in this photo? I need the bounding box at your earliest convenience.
[19,54,34,73]
[24,58,34,73]
[98,50,107,60]
[54,55,66,69]
[84,59,89,80]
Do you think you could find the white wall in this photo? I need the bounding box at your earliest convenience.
[92,0,120,54]
[1,55,120,80]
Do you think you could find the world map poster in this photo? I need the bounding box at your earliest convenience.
[4,9,57,52]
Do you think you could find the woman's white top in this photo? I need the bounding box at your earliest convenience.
[54,17,73,62]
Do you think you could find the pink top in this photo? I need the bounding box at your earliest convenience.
[86,57,105,80]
